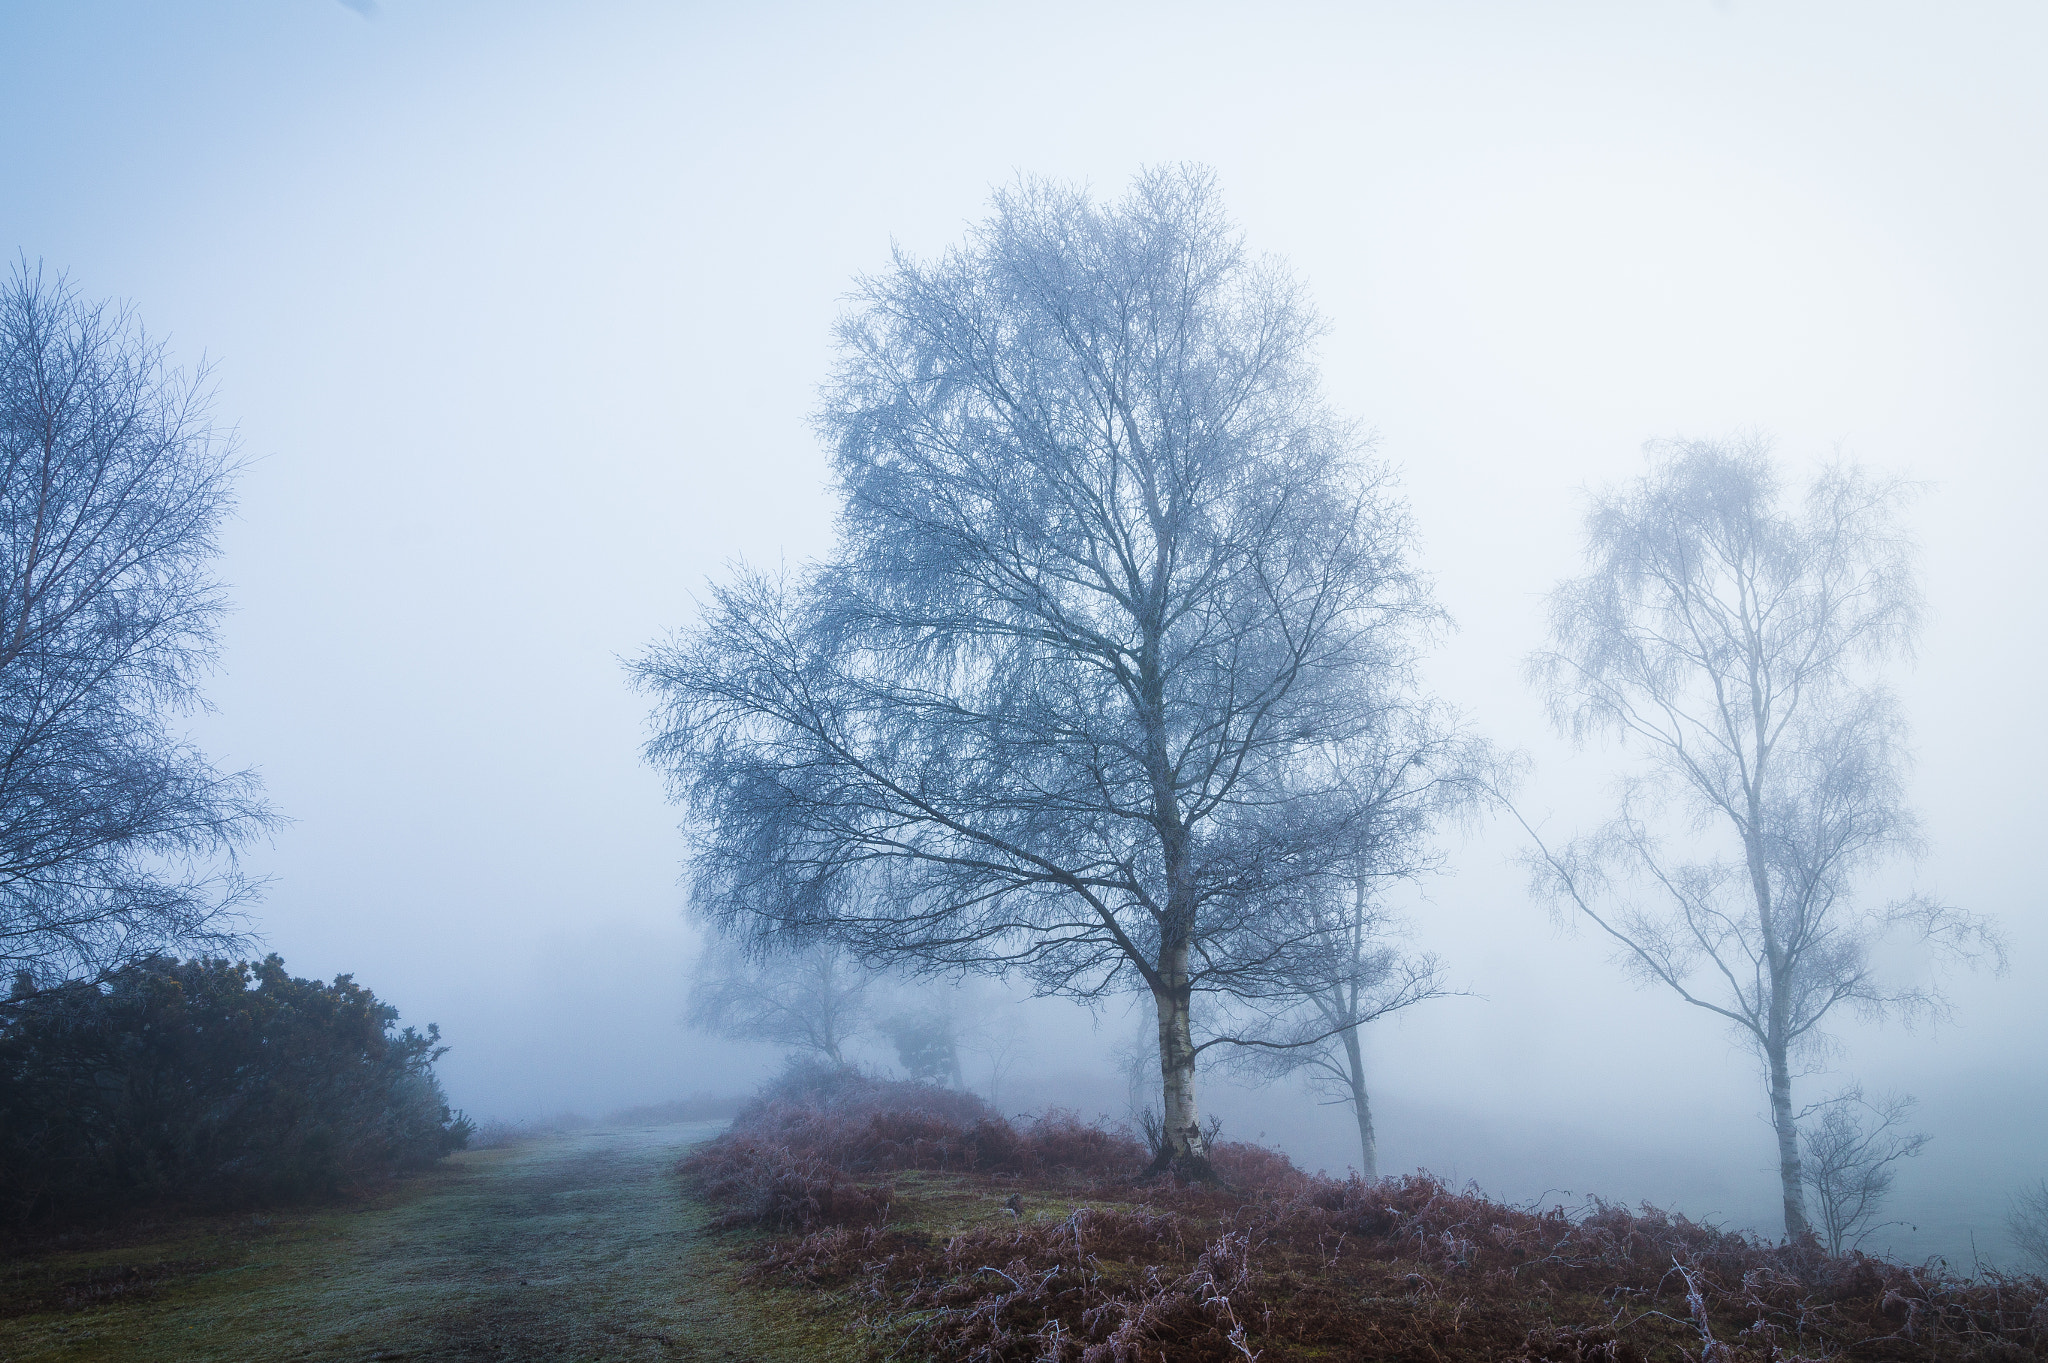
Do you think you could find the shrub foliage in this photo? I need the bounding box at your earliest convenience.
[1,954,470,1225]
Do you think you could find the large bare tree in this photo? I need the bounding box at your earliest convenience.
[635,167,1432,1171]
[1516,437,1997,1238]
[0,263,272,990]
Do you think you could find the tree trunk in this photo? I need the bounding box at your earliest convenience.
[1768,1038,1809,1239]
[1340,1024,1378,1181]
[1150,948,1211,1176]
[1742,767,1807,1242]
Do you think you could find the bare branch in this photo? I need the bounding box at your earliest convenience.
[0,261,275,986]
[633,168,1435,1169]
[1517,437,1976,1239]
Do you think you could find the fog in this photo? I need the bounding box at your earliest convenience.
[5,1,2042,1265]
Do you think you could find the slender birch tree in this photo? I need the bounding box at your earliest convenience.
[1798,1085,1927,1255]
[1517,437,1997,1238]
[1220,718,1476,1178]
[634,167,1432,1172]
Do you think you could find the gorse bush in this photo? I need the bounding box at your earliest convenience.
[0,954,470,1226]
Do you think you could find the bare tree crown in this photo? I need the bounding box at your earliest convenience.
[686,940,871,1065]
[1524,439,1994,1052]
[635,167,1433,1165]
[1514,436,1998,1238]
[639,168,1427,987]
[0,263,273,988]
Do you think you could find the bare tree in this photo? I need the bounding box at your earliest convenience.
[0,263,273,990]
[1516,437,1998,1237]
[971,1023,1027,1110]
[634,167,1433,1172]
[685,939,872,1065]
[1238,933,1445,1182]
[918,978,1027,1100]
[1220,717,1478,1179]
[2007,1182,2048,1274]
[1799,1084,1928,1255]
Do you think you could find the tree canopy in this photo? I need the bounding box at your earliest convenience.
[0,264,273,989]
[637,166,1435,1166]
[1516,437,1998,1236]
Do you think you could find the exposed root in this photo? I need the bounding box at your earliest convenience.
[1143,1149,1221,1185]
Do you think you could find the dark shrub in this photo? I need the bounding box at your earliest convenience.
[0,954,470,1226]
[1204,1138,1309,1196]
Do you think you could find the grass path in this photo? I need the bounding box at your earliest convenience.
[0,1122,858,1363]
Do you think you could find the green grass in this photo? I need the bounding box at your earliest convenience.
[0,1122,861,1362]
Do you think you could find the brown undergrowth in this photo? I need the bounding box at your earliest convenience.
[679,1061,1142,1232]
[682,1066,2048,1362]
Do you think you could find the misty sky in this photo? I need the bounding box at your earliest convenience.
[4,1,2043,1260]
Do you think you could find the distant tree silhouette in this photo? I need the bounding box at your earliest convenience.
[686,939,872,1065]
[1219,711,1479,1179]
[880,1004,964,1087]
[2008,1180,2048,1273]
[1799,1084,1928,1255]
[1514,438,1999,1237]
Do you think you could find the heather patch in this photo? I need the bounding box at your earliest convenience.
[688,1067,2048,1361]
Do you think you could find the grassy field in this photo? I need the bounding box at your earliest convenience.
[0,1121,862,1363]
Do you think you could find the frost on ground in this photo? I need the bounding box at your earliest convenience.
[0,1120,850,1363]
[686,1064,2048,1363]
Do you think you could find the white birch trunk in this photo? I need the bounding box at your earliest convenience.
[1340,1025,1378,1181]
[1769,1039,1809,1238]
[1152,944,1208,1169]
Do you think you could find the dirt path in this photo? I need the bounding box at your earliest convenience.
[0,1122,855,1363]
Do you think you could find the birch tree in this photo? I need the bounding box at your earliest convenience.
[0,264,273,990]
[1221,718,1476,1178]
[635,167,1432,1173]
[1518,437,1998,1238]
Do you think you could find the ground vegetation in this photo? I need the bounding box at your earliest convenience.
[686,1066,2048,1362]
[1,1122,835,1363]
